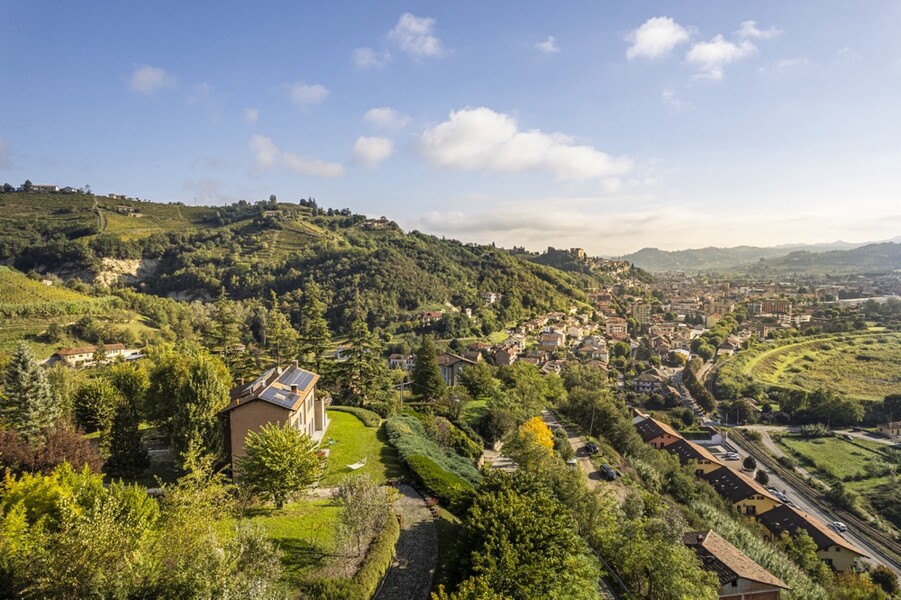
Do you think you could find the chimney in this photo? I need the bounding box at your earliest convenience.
[291,384,298,394]
[238,377,245,386]
[292,359,299,369]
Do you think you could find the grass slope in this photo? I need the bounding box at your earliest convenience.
[319,410,405,487]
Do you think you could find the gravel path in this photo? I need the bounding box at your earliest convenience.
[375,484,438,600]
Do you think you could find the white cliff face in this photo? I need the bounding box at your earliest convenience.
[94,257,159,286]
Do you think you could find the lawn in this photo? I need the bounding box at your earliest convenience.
[778,435,888,481]
[460,398,489,432]
[319,410,405,487]
[220,499,343,591]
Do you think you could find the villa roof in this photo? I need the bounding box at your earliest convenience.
[685,530,788,590]
[223,362,319,414]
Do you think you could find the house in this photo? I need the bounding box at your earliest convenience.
[663,439,724,476]
[700,467,781,517]
[634,415,682,449]
[60,186,78,194]
[480,291,499,304]
[52,343,130,367]
[494,344,518,366]
[388,353,415,371]
[605,317,628,336]
[540,359,566,375]
[221,361,329,476]
[436,353,476,386]
[633,368,667,393]
[419,310,445,325]
[877,421,901,438]
[684,530,789,599]
[30,184,59,193]
[539,331,566,347]
[756,504,866,571]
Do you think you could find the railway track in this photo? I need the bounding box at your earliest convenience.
[731,429,901,570]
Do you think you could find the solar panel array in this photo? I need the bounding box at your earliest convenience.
[280,368,315,390]
[258,386,300,410]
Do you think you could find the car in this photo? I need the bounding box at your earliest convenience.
[585,442,599,455]
[599,464,618,481]
[843,434,854,441]
[831,521,848,533]
[724,452,740,461]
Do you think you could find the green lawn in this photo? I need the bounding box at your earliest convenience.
[460,399,489,432]
[319,410,405,486]
[220,499,342,591]
[778,435,888,481]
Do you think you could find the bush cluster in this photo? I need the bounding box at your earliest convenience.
[328,405,382,427]
[405,454,475,508]
[385,415,481,484]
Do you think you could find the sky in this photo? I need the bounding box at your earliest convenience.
[2,2,900,255]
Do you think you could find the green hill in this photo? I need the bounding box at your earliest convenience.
[0,192,633,334]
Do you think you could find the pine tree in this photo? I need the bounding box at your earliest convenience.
[336,310,391,406]
[210,288,240,357]
[104,404,150,478]
[412,335,445,400]
[266,292,299,367]
[297,278,331,371]
[1,342,59,438]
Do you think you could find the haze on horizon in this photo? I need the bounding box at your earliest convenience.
[1,2,900,255]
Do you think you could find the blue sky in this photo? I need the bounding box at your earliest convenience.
[2,2,900,254]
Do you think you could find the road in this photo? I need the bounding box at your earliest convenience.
[725,431,901,576]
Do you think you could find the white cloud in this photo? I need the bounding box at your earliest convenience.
[757,57,807,74]
[0,139,10,169]
[662,88,684,109]
[129,65,174,93]
[418,107,632,182]
[626,17,690,60]
[536,36,560,54]
[289,82,329,108]
[354,47,392,69]
[736,20,781,40]
[244,108,260,124]
[686,35,756,80]
[249,134,344,178]
[187,82,213,103]
[363,107,410,130]
[353,136,394,167]
[389,13,445,59]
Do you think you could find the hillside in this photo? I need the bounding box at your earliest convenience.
[743,242,901,275]
[619,241,871,273]
[0,192,631,334]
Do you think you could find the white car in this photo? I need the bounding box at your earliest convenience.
[831,521,848,533]
[724,452,740,461]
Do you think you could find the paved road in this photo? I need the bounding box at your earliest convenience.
[375,484,438,600]
[724,432,898,575]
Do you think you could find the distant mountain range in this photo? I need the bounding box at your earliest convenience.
[618,237,901,273]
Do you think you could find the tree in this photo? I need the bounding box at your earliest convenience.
[611,341,631,358]
[335,310,392,405]
[742,455,757,471]
[777,530,831,583]
[73,379,123,435]
[519,416,553,451]
[265,293,299,367]
[335,475,389,556]
[238,422,322,509]
[22,179,32,192]
[0,422,101,475]
[755,469,769,486]
[171,353,231,463]
[1,342,59,438]
[104,404,150,479]
[209,288,241,360]
[297,278,331,371]
[93,340,107,365]
[411,335,445,400]
[459,361,500,400]
[871,564,899,596]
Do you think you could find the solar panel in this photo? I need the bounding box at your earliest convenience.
[259,387,299,410]
[280,368,315,390]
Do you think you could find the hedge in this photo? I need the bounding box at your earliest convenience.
[305,506,401,599]
[328,406,382,427]
[406,454,475,509]
[385,415,481,484]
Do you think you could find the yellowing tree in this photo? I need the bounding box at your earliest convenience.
[519,416,553,451]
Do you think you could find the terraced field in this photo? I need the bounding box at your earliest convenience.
[734,333,901,401]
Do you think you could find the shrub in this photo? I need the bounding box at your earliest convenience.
[328,406,382,427]
[406,454,475,509]
[743,455,757,471]
[385,415,481,484]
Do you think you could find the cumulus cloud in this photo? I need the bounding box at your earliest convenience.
[353,136,394,167]
[536,36,560,54]
[0,139,10,169]
[686,35,756,79]
[244,108,260,124]
[389,13,445,59]
[736,20,781,39]
[354,47,392,69]
[289,82,329,108]
[626,17,690,60]
[249,134,344,178]
[129,65,174,93]
[363,107,410,130]
[418,107,632,182]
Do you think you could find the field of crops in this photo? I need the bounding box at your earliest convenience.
[721,333,901,401]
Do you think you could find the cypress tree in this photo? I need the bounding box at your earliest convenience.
[1,342,58,438]
[104,404,150,478]
[412,335,445,400]
[298,278,331,371]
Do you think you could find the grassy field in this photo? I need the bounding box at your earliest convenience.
[778,435,890,481]
[319,410,405,486]
[736,333,901,401]
[0,266,95,305]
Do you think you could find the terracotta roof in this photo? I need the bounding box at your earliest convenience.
[755,504,866,556]
[634,417,683,445]
[685,530,788,590]
[56,343,126,356]
[223,363,319,413]
[700,466,780,505]
[663,438,723,468]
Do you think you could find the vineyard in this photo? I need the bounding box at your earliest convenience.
[717,332,901,401]
[0,266,116,317]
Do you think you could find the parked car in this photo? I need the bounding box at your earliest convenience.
[599,464,618,481]
[724,452,740,461]
[842,434,854,441]
[585,442,599,455]
[831,521,848,533]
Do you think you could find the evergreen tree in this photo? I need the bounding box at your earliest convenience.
[209,288,240,358]
[297,278,331,371]
[1,342,59,438]
[335,310,392,406]
[266,292,299,367]
[412,335,445,400]
[93,340,107,365]
[104,404,150,478]
[171,353,231,464]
